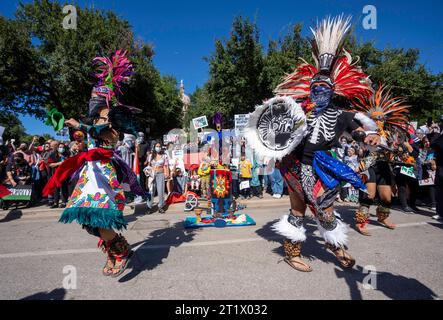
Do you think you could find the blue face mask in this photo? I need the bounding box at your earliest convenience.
[310,85,333,113]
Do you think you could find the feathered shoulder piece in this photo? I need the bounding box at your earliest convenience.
[351,84,411,134]
[92,49,133,106]
[274,15,372,101]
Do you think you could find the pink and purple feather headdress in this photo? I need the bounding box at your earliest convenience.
[92,49,134,107]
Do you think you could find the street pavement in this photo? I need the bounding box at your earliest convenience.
[0,195,442,300]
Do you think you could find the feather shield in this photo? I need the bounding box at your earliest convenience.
[245,96,307,160]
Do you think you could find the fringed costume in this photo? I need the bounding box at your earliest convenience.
[43,50,144,277]
[351,84,411,235]
[247,15,381,272]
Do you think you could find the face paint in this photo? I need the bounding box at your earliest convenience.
[89,123,111,140]
[310,85,333,113]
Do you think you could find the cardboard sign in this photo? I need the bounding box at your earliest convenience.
[172,149,184,159]
[239,180,250,190]
[57,127,69,137]
[400,166,416,179]
[192,116,209,130]
[419,171,435,186]
[163,134,179,144]
[234,114,250,136]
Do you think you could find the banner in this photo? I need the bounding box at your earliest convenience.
[192,116,209,130]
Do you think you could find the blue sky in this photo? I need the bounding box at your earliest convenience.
[1,0,442,136]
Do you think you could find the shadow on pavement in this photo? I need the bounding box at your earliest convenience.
[335,265,438,300]
[427,222,443,230]
[0,209,23,223]
[119,222,198,283]
[21,288,67,300]
[255,219,340,266]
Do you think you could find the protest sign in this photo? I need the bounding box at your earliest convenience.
[192,116,209,130]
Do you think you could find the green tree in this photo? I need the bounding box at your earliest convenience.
[0,112,28,143]
[206,16,268,122]
[262,23,311,94]
[0,0,182,138]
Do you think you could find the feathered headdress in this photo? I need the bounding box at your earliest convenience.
[92,49,133,107]
[351,84,411,137]
[88,49,141,135]
[274,15,372,100]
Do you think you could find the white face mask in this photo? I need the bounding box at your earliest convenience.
[155,147,161,153]
[58,148,65,154]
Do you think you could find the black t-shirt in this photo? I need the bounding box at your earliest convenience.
[138,142,149,162]
[297,109,360,165]
[431,134,443,167]
[6,159,31,184]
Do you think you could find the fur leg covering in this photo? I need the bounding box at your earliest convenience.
[271,214,306,243]
[316,218,348,248]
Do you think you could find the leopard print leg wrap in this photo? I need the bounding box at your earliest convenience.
[108,234,131,261]
[376,205,390,222]
[283,240,301,259]
[355,206,370,225]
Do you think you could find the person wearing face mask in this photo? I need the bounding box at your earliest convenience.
[5,152,31,188]
[267,16,381,272]
[145,142,169,213]
[47,142,69,208]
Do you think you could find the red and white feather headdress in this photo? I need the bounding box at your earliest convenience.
[274,15,373,100]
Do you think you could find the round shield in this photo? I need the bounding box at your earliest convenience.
[245,96,307,160]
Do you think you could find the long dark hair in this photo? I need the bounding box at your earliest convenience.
[151,141,164,159]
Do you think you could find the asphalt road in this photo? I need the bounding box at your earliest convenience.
[0,196,442,300]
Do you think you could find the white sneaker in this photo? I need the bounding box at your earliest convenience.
[273,194,282,199]
[432,215,442,221]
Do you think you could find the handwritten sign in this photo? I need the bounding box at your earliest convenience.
[234,114,250,136]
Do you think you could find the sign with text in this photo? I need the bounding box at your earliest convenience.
[419,170,435,186]
[234,114,250,136]
[400,166,416,179]
[192,116,209,130]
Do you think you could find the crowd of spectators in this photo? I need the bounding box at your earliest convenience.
[1,116,442,221]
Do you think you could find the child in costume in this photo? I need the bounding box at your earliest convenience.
[43,50,144,277]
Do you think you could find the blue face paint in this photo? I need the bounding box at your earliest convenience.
[89,123,110,139]
[310,85,333,113]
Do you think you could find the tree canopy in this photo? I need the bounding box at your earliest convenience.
[188,16,442,126]
[1,3,441,138]
[0,0,182,137]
